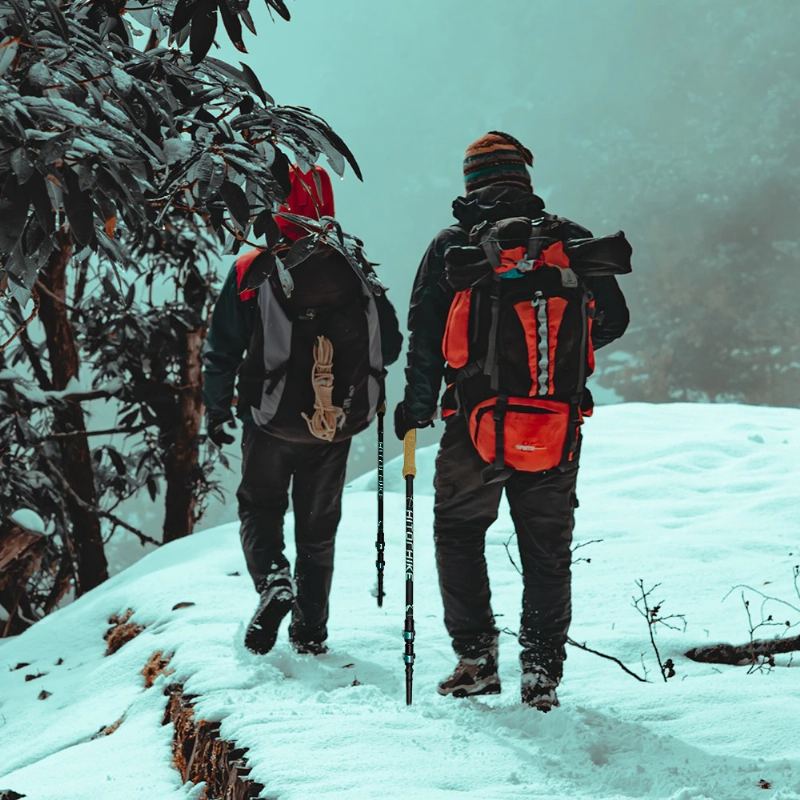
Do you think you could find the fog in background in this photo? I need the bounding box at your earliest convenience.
[173,0,799,533]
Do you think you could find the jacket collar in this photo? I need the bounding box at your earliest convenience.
[452,184,546,229]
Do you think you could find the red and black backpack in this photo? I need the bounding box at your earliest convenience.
[442,216,630,480]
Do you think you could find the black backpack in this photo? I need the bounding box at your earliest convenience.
[237,221,386,444]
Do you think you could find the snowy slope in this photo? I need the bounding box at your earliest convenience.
[1,404,799,800]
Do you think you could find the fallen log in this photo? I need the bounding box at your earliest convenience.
[163,685,265,800]
[685,635,800,665]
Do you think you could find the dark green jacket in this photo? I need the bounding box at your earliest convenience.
[203,262,403,421]
[402,185,630,422]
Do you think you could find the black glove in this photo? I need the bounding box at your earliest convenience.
[393,401,433,441]
[207,411,236,447]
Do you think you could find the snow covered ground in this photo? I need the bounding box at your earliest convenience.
[1,403,799,800]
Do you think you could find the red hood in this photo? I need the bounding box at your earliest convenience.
[275,165,335,241]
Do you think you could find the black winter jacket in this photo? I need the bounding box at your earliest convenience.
[402,185,630,422]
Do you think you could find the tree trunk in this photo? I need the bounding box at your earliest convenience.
[38,234,109,592]
[162,327,205,542]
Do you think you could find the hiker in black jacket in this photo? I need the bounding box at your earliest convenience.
[204,165,402,656]
[395,132,629,710]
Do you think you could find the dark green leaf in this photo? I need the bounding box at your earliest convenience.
[270,148,291,197]
[219,180,249,230]
[107,448,127,476]
[190,0,217,65]
[240,8,256,34]
[101,274,121,302]
[219,2,246,52]
[43,0,71,42]
[239,62,273,105]
[170,0,197,33]
[11,149,34,184]
[253,209,277,240]
[240,249,275,292]
[265,0,291,21]
[63,170,94,246]
[0,189,27,253]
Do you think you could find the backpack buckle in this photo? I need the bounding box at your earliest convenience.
[516,257,535,273]
[559,267,579,288]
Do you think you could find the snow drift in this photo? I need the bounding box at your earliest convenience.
[1,403,799,800]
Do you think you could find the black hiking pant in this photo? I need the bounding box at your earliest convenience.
[433,415,579,679]
[237,421,351,643]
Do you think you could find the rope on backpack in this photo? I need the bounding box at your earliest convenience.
[301,335,345,442]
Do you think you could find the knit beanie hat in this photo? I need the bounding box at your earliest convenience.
[463,131,534,194]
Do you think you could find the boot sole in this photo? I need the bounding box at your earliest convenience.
[524,698,560,713]
[439,681,502,699]
[521,689,560,712]
[244,594,293,655]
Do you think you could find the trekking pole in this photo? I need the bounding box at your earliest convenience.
[402,429,416,705]
[376,403,386,608]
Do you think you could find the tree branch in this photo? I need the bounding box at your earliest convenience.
[42,455,160,547]
[0,292,40,353]
[42,423,148,440]
[567,636,649,682]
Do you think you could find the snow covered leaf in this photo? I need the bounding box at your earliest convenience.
[0,36,20,77]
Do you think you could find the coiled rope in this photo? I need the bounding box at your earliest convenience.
[301,335,345,442]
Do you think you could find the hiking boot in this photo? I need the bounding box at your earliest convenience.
[521,667,560,712]
[437,646,501,698]
[288,617,328,656]
[290,638,329,656]
[244,569,294,655]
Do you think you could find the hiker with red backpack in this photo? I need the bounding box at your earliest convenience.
[203,165,402,656]
[395,132,630,710]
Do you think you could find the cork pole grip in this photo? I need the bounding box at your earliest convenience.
[402,429,417,479]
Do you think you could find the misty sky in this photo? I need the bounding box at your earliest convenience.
[195,0,799,526]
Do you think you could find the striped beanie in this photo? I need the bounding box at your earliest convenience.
[463,131,534,193]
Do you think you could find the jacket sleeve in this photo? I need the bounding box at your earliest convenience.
[375,291,403,367]
[585,275,630,350]
[202,266,254,419]
[402,233,456,422]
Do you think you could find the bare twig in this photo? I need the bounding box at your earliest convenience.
[723,582,800,617]
[42,423,148,440]
[571,538,604,565]
[503,531,522,575]
[19,325,53,390]
[633,579,687,683]
[566,636,649,682]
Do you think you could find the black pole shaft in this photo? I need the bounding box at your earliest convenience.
[404,473,415,705]
[376,407,385,607]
